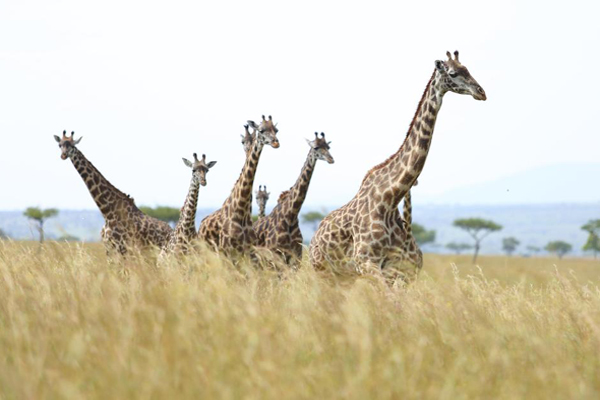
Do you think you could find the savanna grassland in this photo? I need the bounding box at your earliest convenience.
[1,241,600,399]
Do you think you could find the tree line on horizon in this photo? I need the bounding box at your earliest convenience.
[3,206,599,261]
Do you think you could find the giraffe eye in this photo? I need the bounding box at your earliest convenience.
[449,71,458,78]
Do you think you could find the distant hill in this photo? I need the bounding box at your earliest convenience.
[1,203,599,256]
[419,163,600,204]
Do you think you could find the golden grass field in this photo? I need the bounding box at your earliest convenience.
[1,241,600,399]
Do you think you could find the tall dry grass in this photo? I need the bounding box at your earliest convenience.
[1,241,600,399]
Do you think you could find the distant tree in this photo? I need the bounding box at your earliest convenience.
[583,234,600,259]
[56,234,80,242]
[526,245,541,256]
[447,242,473,255]
[502,237,520,256]
[412,223,436,246]
[453,218,502,264]
[23,207,59,243]
[302,211,326,230]
[140,206,180,227]
[252,215,259,223]
[581,219,600,259]
[0,228,9,240]
[545,241,572,259]
[446,242,473,255]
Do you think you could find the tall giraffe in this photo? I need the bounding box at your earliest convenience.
[161,153,216,255]
[254,132,334,262]
[54,131,172,255]
[198,116,280,254]
[309,51,486,281]
[255,185,270,219]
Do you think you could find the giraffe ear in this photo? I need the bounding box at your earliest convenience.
[306,138,316,148]
[247,120,258,129]
[435,60,447,73]
[207,161,217,169]
[54,135,61,143]
[73,136,83,145]
[182,158,193,168]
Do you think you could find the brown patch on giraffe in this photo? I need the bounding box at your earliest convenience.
[414,154,427,171]
[400,173,415,186]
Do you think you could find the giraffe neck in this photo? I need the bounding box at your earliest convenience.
[359,69,444,208]
[258,204,266,218]
[283,150,317,218]
[69,148,133,218]
[173,176,200,239]
[224,140,264,221]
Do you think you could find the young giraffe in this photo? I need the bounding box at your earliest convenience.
[198,116,280,255]
[255,185,270,219]
[309,51,486,282]
[254,132,334,262]
[54,131,172,255]
[161,153,216,255]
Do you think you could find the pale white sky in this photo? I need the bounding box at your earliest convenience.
[1,0,599,210]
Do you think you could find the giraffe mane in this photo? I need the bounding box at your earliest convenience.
[360,70,436,185]
[278,190,291,202]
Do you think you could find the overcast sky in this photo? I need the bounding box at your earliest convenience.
[1,0,599,211]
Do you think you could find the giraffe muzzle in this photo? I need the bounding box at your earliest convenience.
[472,86,487,101]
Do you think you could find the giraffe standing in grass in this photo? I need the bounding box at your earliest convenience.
[255,185,270,219]
[309,51,486,282]
[54,131,172,255]
[198,116,280,254]
[161,153,216,256]
[254,132,334,262]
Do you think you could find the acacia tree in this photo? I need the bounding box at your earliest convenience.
[502,237,520,256]
[545,241,572,259]
[526,245,541,256]
[581,220,600,259]
[23,207,59,243]
[140,206,180,228]
[413,223,436,247]
[453,218,502,264]
[446,242,472,255]
[302,211,327,230]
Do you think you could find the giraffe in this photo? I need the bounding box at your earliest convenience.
[241,124,255,155]
[309,51,486,282]
[254,132,334,262]
[54,131,172,255]
[387,188,423,282]
[198,115,280,255]
[255,185,270,219]
[161,153,216,256]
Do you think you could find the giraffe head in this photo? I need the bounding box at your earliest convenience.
[256,184,270,210]
[240,124,256,154]
[434,51,486,101]
[54,130,82,160]
[247,115,280,148]
[306,132,335,164]
[182,153,217,187]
